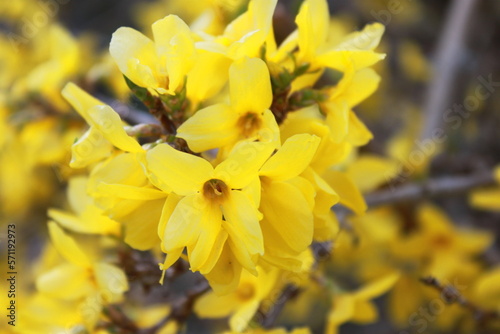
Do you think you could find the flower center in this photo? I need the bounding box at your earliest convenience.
[203,179,229,203]
[236,282,256,301]
[237,112,262,137]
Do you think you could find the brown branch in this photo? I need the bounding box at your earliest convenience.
[125,123,166,138]
[419,0,478,143]
[420,276,500,326]
[260,284,301,329]
[98,96,159,125]
[365,170,496,208]
[103,305,139,333]
[139,279,210,334]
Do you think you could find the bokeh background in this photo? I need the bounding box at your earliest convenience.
[1,0,499,333]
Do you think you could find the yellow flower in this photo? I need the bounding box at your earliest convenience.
[147,140,274,276]
[416,204,493,279]
[88,152,167,250]
[62,82,144,168]
[196,0,277,60]
[177,57,279,153]
[326,272,400,334]
[258,134,322,270]
[280,105,353,174]
[11,24,81,110]
[36,222,128,330]
[295,0,385,71]
[320,61,380,146]
[343,154,400,193]
[322,169,367,215]
[48,176,121,236]
[195,266,278,332]
[110,15,196,95]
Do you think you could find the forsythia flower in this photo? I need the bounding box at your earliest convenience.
[177,57,279,153]
[36,222,128,330]
[195,267,279,332]
[326,272,400,334]
[62,82,144,168]
[48,176,121,236]
[147,140,275,276]
[110,15,196,96]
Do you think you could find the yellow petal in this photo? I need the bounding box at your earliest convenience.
[296,0,329,61]
[36,264,94,300]
[345,154,399,193]
[327,295,355,330]
[187,51,232,103]
[224,0,277,59]
[159,248,184,282]
[194,291,240,318]
[70,127,112,168]
[322,170,367,215]
[323,101,349,143]
[97,183,166,200]
[335,22,385,51]
[48,221,91,267]
[158,193,182,243]
[389,275,425,326]
[205,243,243,295]
[152,15,196,92]
[215,141,274,189]
[163,194,204,251]
[317,50,386,71]
[93,263,129,303]
[470,188,500,211]
[222,190,264,255]
[260,134,320,181]
[176,103,240,152]
[341,68,381,108]
[62,82,105,124]
[351,300,378,324]
[195,230,229,274]
[67,176,92,215]
[260,181,314,253]
[229,299,260,332]
[473,268,500,309]
[230,57,272,114]
[87,105,143,152]
[189,203,223,273]
[355,271,400,300]
[147,143,213,195]
[120,198,164,250]
[110,27,159,88]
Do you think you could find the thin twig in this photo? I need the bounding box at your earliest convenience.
[97,95,158,125]
[139,279,211,334]
[261,284,301,329]
[103,305,139,333]
[420,276,500,325]
[365,170,496,208]
[419,0,478,143]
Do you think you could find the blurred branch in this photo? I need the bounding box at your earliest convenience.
[365,170,496,208]
[419,0,478,143]
[261,284,301,329]
[420,276,500,325]
[139,279,210,334]
[97,95,158,125]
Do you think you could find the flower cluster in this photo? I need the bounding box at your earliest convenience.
[3,0,499,333]
[63,0,384,298]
